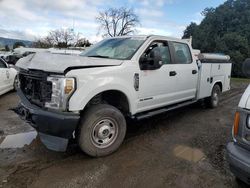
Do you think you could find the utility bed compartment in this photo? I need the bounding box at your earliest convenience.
[197,53,232,99]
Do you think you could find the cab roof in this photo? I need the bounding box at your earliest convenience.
[111,35,191,45]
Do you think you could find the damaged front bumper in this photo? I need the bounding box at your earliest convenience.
[14,89,80,152]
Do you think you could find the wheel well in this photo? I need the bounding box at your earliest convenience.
[87,90,130,115]
[214,82,222,92]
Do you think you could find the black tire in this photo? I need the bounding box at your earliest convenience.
[206,84,221,108]
[235,177,248,187]
[78,104,126,157]
[13,76,18,91]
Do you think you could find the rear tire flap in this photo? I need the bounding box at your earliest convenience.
[78,104,126,157]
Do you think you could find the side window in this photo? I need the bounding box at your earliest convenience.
[143,41,171,65]
[0,59,7,68]
[172,42,192,64]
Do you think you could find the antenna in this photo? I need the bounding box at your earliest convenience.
[72,18,75,32]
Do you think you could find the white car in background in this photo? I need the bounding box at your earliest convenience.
[0,57,18,96]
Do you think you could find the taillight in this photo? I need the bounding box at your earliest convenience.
[233,112,240,137]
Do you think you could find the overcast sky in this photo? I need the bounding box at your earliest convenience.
[0,0,226,43]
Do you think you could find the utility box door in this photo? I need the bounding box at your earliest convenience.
[198,63,212,99]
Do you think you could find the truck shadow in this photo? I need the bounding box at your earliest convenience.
[125,102,203,140]
[66,102,202,156]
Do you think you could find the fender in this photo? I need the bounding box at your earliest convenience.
[211,80,223,94]
[68,76,137,114]
[239,84,250,108]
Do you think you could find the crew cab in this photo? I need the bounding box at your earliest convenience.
[227,59,250,184]
[15,35,232,157]
[0,57,17,96]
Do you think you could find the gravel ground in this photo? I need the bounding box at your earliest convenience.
[0,81,249,188]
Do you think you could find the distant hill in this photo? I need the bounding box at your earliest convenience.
[0,37,33,48]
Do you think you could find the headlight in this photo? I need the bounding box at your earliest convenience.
[45,76,76,111]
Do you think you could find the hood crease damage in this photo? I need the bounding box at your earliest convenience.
[16,52,123,74]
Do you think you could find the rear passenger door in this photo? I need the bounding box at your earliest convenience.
[168,41,198,101]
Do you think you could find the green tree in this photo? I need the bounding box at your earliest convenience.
[183,0,250,77]
[13,41,25,49]
[182,22,198,39]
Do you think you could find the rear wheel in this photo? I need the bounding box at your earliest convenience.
[206,84,221,108]
[78,104,126,157]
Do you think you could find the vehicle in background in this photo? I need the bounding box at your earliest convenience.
[0,48,47,65]
[14,35,232,157]
[1,47,88,65]
[13,47,50,56]
[0,57,18,96]
[227,59,250,185]
[48,48,84,56]
[14,47,86,57]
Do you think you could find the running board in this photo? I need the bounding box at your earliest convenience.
[134,100,197,120]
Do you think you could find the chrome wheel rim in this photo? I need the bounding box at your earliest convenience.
[91,118,118,148]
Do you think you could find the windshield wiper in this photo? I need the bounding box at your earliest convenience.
[87,55,110,59]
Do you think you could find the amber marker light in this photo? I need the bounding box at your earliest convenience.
[233,112,240,137]
[64,79,75,95]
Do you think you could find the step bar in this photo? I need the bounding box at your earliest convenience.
[134,100,197,120]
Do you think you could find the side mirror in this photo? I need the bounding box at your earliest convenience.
[243,59,250,78]
[139,49,163,70]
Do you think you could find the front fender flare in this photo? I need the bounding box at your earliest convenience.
[69,78,137,114]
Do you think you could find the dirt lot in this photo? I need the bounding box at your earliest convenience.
[0,80,249,188]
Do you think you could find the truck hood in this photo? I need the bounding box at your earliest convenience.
[239,84,250,109]
[16,52,123,74]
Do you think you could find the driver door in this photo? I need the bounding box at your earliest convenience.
[137,40,178,112]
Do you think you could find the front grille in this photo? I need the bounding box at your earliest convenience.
[19,70,52,107]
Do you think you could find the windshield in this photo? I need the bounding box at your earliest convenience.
[81,37,146,60]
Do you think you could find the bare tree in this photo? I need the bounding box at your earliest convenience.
[33,36,54,48]
[75,38,91,47]
[33,29,91,48]
[74,33,90,47]
[96,7,140,37]
[48,29,75,48]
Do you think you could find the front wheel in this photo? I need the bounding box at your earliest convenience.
[78,104,127,157]
[206,84,221,108]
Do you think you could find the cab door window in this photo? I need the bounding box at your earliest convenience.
[141,41,171,65]
[172,42,192,64]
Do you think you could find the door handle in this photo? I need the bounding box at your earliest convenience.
[169,71,177,77]
[192,70,198,74]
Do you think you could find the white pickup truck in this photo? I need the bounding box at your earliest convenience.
[15,35,232,157]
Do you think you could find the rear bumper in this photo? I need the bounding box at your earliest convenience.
[227,142,250,184]
[15,89,80,151]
